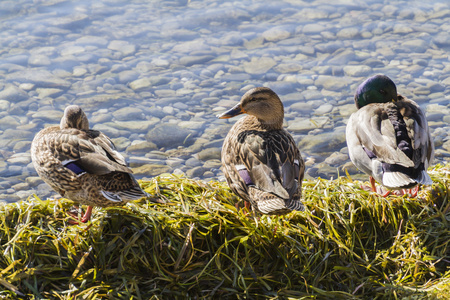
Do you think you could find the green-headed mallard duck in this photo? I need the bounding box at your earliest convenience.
[217,87,305,215]
[346,74,434,197]
[31,105,160,223]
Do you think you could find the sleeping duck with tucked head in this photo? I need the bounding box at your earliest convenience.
[346,74,434,197]
[31,105,162,223]
[217,87,305,215]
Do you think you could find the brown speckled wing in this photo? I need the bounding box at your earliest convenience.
[76,130,132,175]
[41,128,131,176]
[222,122,304,211]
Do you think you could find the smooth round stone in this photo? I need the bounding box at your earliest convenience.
[107,40,136,56]
[243,57,276,74]
[433,32,450,48]
[155,90,176,98]
[166,158,184,168]
[442,140,450,152]
[0,116,20,130]
[28,54,51,66]
[16,190,35,199]
[178,121,205,131]
[179,55,214,67]
[26,176,43,187]
[73,67,87,77]
[339,104,357,117]
[186,166,206,178]
[0,85,28,102]
[132,164,171,176]
[8,153,31,164]
[203,160,221,169]
[76,36,108,46]
[185,157,202,168]
[92,124,123,138]
[6,69,71,89]
[2,129,33,139]
[112,120,159,132]
[315,76,353,91]
[289,102,314,114]
[113,107,144,121]
[0,194,20,202]
[400,40,428,53]
[12,182,29,191]
[162,106,175,115]
[195,148,221,161]
[343,65,372,77]
[202,171,215,178]
[301,90,323,101]
[0,100,10,111]
[13,141,31,152]
[172,168,185,176]
[7,165,23,176]
[274,63,303,74]
[326,49,358,65]
[151,58,170,68]
[315,41,345,53]
[111,137,131,151]
[145,123,195,149]
[324,152,349,166]
[302,23,326,34]
[336,27,359,39]
[60,46,85,56]
[127,140,157,153]
[297,128,346,154]
[262,26,291,42]
[129,78,152,90]
[393,24,413,34]
[314,104,333,115]
[118,70,140,83]
[287,117,329,133]
[31,110,63,122]
[36,88,63,99]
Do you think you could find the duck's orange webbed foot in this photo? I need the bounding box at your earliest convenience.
[67,206,93,225]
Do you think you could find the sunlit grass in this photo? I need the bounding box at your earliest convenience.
[0,165,449,299]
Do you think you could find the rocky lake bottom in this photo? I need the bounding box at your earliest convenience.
[0,0,449,202]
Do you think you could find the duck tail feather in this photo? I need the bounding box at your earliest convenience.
[415,170,433,186]
[102,187,148,202]
[382,172,416,189]
[286,199,305,212]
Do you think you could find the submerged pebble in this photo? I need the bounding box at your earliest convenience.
[0,0,449,202]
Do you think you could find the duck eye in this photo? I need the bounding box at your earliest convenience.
[379,89,386,95]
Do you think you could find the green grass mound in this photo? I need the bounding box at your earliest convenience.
[0,165,449,299]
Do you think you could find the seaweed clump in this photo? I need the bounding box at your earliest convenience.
[0,165,449,299]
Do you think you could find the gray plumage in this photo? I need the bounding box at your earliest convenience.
[346,75,434,191]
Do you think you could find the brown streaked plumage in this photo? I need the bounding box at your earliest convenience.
[31,105,161,223]
[346,75,434,197]
[217,87,305,215]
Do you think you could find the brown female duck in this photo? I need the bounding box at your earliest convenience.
[346,75,434,197]
[217,87,305,215]
[31,105,160,223]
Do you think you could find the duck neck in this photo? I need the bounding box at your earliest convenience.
[245,115,283,131]
[260,116,284,130]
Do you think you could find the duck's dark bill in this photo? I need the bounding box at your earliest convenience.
[216,104,244,119]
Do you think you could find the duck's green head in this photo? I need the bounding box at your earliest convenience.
[355,74,397,109]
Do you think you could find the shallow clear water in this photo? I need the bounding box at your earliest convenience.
[0,0,449,202]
